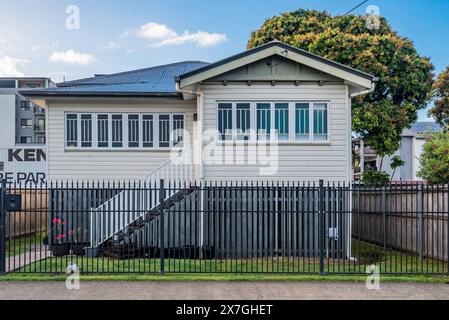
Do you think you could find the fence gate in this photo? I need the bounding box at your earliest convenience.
[0,179,448,276]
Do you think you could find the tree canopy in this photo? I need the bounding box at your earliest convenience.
[429,66,449,129]
[248,9,434,157]
[418,132,449,184]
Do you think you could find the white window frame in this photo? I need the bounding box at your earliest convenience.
[97,114,110,148]
[312,102,329,142]
[65,113,79,148]
[142,113,155,149]
[172,113,185,147]
[217,102,234,141]
[216,100,331,144]
[64,112,185,150]
[80,114,93,148]
[111,114,124,149]
[127,114,140,148]
[235,102,252,141]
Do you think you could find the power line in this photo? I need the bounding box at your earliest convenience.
[342,0,368,16]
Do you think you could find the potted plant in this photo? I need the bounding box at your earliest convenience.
[68,227,89,256]
[51,217,69,257]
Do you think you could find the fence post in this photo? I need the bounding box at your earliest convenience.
[382,187,387,253]
[0,179,6,275]
[417,184,424,261]
[319,179,325,275]
[159,179,165,275]
[447,183,449,271]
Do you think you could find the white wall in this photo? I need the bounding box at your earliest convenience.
[413,138,426,180]
[0,95,17,147]
[46,99,196,180]
[201,83,351,182]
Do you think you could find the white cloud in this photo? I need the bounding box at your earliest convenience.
[136,22,177,40]
[129,22,227,48]
[0,56,29,77]
[151,31,228,48]
[105,41,120,49]
[49,50,97,66]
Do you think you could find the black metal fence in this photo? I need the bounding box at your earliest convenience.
[0,179,448,275]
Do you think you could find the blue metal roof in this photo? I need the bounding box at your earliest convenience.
[20,61,209,97]
[410,122,443,134]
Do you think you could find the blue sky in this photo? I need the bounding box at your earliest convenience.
[1,0,448,120]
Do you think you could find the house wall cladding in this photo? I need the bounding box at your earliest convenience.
[201,83,351,182]
[46,100,196,180]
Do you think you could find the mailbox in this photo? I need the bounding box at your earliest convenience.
[4,194,22,211]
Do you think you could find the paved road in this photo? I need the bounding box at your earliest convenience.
[1,281,449,300]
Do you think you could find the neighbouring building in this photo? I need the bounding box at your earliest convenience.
[0,77,54,147]
[354,122,443,182]
[382,122,443,181]
[0,77,53,184]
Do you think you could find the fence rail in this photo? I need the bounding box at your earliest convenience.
[0,180,448,275]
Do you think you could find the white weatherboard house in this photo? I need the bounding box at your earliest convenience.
[23,41,376,183]
[22,41,377,257]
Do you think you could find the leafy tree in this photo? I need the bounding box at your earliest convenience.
[429,66,449,129]
[418,132,449,184]
[390,156,405,183]
[248,9,434,158]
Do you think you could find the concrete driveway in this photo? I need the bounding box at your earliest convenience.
[1,281,449,300]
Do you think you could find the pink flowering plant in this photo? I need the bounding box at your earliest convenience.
[52,217,66,244]
[52,217,87,244]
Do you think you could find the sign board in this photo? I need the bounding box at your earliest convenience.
[0,147,47,185]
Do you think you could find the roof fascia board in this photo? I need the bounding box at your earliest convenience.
[20,91,182,99]
[40,96,186,104]
[284,49,373,89]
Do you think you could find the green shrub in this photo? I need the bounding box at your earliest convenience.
[362,171,390,187]
[418,132,449,184]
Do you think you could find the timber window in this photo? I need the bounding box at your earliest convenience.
[112,115,123,148]
[217,101,330,143]
[97,114,109,148]
[218,103,233,141]
[66,114,78,148]
[65,113,185,150]
[128,114,140,148]
[80,114,92,148]
[142,114,154,148]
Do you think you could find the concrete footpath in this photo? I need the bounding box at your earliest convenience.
[0,281,449,300]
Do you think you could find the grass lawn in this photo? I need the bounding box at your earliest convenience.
[2,240,448,282]
[1,273,448,283]
[5,232,46,258]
